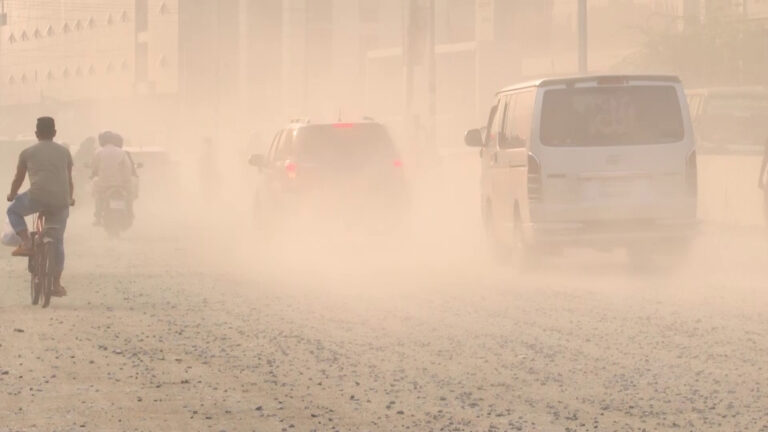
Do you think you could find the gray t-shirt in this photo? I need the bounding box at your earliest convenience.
[19,140,72,209]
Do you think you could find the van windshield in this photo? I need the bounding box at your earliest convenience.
[540,86,684,147]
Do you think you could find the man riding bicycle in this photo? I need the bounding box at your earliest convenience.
[6,117,74,297]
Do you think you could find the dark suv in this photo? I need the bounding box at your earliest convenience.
[249,120,409,234]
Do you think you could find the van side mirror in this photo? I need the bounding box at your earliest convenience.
[249,154,265,168]
[465,129,484,148]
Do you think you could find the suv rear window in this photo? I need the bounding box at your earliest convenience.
[294,124,396,164]
[540,85,684,147]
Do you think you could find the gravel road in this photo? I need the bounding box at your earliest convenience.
[1,202,768,432]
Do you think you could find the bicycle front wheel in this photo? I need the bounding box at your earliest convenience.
[41,241,56,309]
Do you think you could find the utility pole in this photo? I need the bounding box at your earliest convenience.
[578,0,587,74]
[403,0,415,146]
[426,0,436,153]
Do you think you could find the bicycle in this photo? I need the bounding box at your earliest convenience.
[28,212,61,308]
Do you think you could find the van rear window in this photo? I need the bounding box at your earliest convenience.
[540,86,684,147]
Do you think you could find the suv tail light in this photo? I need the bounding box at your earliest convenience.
[528,153,542,202]
[285,161,297,179]
[686,150,698,196]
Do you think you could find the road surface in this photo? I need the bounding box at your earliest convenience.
[1,201,768,432]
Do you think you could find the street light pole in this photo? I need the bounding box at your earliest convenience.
[578,0,588,74]
[426,0,436,152]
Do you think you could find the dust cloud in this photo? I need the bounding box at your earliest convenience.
[1,1,768,432]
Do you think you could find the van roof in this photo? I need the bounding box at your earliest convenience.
[686,87,768,97]
[497,74,681,94]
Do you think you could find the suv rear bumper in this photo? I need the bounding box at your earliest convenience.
[523,219,699,248]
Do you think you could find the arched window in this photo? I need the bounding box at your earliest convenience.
[106,13,114,25]
[62,22,71,34]
[74,20,84,31]
[87,17,96,29]
[46,25,55,37]
[20,31,29,41]
[33,28,43,39]
[120,10,129,23]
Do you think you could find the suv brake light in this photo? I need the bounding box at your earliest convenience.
[285,161,297,178]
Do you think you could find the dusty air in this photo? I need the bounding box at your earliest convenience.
[1,1,767,432]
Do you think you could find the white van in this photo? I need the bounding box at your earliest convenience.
[465,75,698,262]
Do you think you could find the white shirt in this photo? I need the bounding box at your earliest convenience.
[92,144,132,191]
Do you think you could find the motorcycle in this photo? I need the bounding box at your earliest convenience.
[101,187,133,237]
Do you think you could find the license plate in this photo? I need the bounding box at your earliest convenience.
[109,200,126,210]
[583,179,651,201]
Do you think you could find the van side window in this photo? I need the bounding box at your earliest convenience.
[501,94,519,148]
[484,103,499,144]
[514,90,536,145]
[488,97,508,148]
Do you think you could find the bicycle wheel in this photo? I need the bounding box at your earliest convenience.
[41,241,56,309]
[29,234,40,305]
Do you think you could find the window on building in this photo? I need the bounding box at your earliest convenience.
[62,67,71,78]
[20,31,28,41]
[107,13,114,25]
[120,10,129,23]
[87,17,96,29]
[88,65,96,75]
[106,61,115,73]
[159,2,169,15]
[62,22,71,33]
[8,75,16,85]
[21,74,28,84]
[46,25,54,37]
[33,28,43,39]
[76,66,83,77]
[75,20,83,31]
[46,70,55,81]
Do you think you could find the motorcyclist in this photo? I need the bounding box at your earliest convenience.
[91,131,132,226]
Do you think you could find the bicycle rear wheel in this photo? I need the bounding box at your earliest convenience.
[29,234,41,305]
[41,241,55,308]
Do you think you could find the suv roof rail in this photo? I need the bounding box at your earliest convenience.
[289,118,311,124]
[361,116,375,122]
